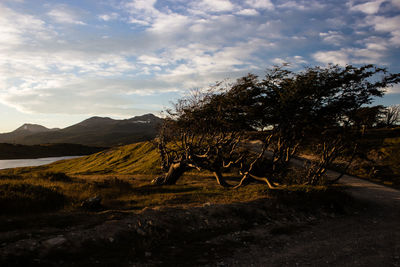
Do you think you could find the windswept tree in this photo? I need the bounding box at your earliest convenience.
[383,105,400,127]
[347,106,385,130]
[155,75,263,187]
[155,64,400,188]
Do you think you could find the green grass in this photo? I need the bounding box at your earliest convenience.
[1,141,162,176]
[0,140,354,215]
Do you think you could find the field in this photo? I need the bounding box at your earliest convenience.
[1,129,399,215]
[0,141,279,214]
[1,140,399,266]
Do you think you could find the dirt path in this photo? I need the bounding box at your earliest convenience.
[208,174,400,267]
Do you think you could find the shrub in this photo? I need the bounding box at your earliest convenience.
[34,172,72,182]
[0,184,65,214]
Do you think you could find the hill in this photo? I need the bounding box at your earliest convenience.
[0,143,105,160]
[0,114,162,147]
[4,141,162,175]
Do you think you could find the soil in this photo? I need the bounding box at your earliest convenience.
[214,173,400,267]
[1,173,399,266]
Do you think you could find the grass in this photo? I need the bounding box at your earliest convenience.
[300,127,400,189]
[0,183,65,214]
[0,170,273,215]
[1,141,162,176]
[0,140,356,216]
[348,131,400,189]
[1,141,269,214]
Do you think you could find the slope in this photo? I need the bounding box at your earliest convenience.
[11,141,162,175]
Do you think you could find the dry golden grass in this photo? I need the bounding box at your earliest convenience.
[0,169,276,215]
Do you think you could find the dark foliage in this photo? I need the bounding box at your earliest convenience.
[157,64,400,187]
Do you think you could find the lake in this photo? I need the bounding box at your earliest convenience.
[0,156,82,170]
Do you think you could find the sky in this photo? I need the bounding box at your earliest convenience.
[0,0,400,133]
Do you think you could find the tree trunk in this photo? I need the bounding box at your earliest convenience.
[213,170,231,187]
[162,161,187,185]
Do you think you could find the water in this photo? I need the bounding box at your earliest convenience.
[0,156,83,170]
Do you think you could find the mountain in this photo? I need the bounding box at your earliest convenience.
[0,124,54,144]
[14,124,53,133]
[0,114,163,147]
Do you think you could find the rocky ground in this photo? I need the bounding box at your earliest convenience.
[1,173,399,266]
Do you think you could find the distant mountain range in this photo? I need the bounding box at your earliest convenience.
[0,114,163,147]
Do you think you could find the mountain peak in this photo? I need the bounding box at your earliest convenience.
[14,124,50,133]
[129,113,161,122]
[76,116,115,127]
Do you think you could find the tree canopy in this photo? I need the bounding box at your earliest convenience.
[155,64,400,188]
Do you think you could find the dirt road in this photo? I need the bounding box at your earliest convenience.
[209,173,400,267]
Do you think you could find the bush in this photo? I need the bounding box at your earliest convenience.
[0,184,65,214]
[34,172,72,182]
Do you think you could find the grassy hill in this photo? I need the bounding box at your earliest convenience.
[1,141,162,176]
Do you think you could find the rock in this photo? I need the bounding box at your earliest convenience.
[43,236,67,248]
[81,195,102,211]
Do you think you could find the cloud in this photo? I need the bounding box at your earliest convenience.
[312,44,388,66]
[272,55,307,67]
[319,31,345,46]
[385,83,400,94]
[276,0,325,10]
[0,4,53,49]
[47,5,86,25]
[1,0,399,122]
[235,9,259,16]
[98,13,119,21]
[349,0,384,15]
[366,15,400,45]
[148,13,190,34]
[246,0,274,10]
[390,0,400,9]
[196,0,235,12]
[313,50,349,66]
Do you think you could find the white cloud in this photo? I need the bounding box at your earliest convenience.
[312,44,387,66]
[246,0,274,10]
[385,83,400,94]
[366,15,400,45]
[197,0,235,12]
[313,50,349,66]
[277,0,325,10]
[272,55,307,67]
[236,9,259,16]
[319,31,345,46]
[368,15,400,32]
[148,13,190,34]
[47,5,86,25]
[98,12,119,21]
[138,55,169,66]
[349,0,384,14]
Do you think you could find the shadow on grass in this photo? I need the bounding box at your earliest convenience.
[131,185,200,195]
[0,184,65,215]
